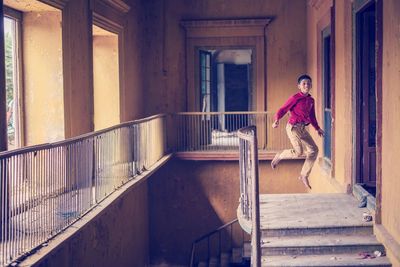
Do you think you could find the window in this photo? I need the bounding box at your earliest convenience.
[3,1,64,146]
[4,8,22,150]
[199,50,211,113]
[322,27,332,160]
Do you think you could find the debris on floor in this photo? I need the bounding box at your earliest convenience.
[362,211,373,222]
[358,195,367,208]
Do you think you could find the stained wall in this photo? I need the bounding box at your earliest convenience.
[381,0,400,255]
[23,11,64,145]
[142,0,308,115]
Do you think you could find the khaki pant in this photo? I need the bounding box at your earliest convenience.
[279,123,319,178]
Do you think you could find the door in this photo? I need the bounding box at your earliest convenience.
[224,64,249,131]
[356,2,376,194]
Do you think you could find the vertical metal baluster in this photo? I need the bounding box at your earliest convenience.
[1,158,3,265]
[12,156,16,260]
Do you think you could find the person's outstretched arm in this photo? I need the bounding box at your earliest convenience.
[309,100,324,137]
[272,95,297,128]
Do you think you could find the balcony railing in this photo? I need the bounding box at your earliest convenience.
[0,115,166,266]
[0,112,288,266]
[169,112,290,152]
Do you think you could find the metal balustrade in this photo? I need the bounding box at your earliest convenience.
[0,112,287,266]
[0,115,166,266]
[170,112,290,152]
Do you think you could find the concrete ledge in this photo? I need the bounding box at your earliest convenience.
[374,224,400,267]
[18,154,173,267]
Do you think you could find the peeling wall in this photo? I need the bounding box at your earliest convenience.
[23,11,64,145]
[142,0,307,115]
[149,158,304,265]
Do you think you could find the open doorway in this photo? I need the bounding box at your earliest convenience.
[199,49,252,127]
[355,1,377,197]
[198,49,252,147]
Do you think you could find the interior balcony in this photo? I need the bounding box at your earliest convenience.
[0,113,394,267]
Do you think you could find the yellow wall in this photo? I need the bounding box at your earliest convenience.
[305,0,341,193]
[23,11,64,145]
[332,0,353,190]
[93,34,120,130]
[63,0,147,137]
[142,0,308,115]
[306,0,400,263]
[382,0,400,247]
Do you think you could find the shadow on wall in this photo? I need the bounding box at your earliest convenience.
[148,158,305,265]
[148,159,241,265]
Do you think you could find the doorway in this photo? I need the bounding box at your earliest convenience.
[355,2,377,196]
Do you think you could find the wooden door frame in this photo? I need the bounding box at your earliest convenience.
[316,6,335,177]
[352,0,383,223]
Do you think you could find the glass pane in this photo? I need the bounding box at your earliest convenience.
[324,110,332,159]
[206,54,210,66]
[4,16,18,149]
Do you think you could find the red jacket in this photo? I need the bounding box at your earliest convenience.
[275,92,321,131]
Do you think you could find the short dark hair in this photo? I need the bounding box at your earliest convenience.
[297,74,312,84]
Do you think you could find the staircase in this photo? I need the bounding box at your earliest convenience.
[190,219,252,267]
[197,247,250,267]
[258,193,391,267]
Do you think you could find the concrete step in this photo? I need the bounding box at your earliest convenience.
[261,234,385,256]
[261,253,391,267]
[262,225,373,238]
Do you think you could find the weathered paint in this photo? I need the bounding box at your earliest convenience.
[306,0,400,265]
[141,0,307,115]
[331,0,353,189]
[381,0,400,258]
[149,158,305,265]
[93,34,120,130]
[22,179,150,267]
[305,0,343,194]
[23,11,64,145]
[62,0,94,138]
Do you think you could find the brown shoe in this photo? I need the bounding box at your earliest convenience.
[299,175,312,189]
[271,153,281,169]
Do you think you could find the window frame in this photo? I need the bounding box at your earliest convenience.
[3,6,25,148]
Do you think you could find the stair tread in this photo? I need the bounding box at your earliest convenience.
[262,234,383,248]
[262,253,391,266]
[259,194,373,230]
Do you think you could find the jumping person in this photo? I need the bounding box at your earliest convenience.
[271,74,324,189]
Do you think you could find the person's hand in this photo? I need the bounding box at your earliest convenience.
[272,120,279,128]
[317,128,325,137]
